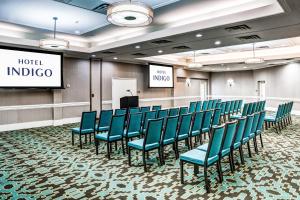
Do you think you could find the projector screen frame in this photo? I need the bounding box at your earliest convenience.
[148,63,174,89]
[0,45,64,89]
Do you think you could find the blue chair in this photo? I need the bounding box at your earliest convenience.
[237,100,243,113]
[241,115,254,158]
[202,100,209,111]
[96,110,113,133]
[129,107,140,114]
[157,109,169,118]
[252,102,258,113]
[212,99,218,109]
[250,112,260,154]
[140,106,151,113]
[115,108,127,115]
[220,102,226,122]
[161,116,179,164]
[142,111,157,133]
[254,111,266,152]
[95,114,126,158]
[189,101,197,113]
[224,101,231,121]
[233,100,239,114]
[231,117,246,168]
[202,110,213,138]
[196,101,202,112]
[180,124,225,192]
[264,104,283,133]
[175,113,193,157]
[230,103,249,120]
[169,107,179,116]
[207,100,213,110]
[179,107,189,116]
[189,111,204,148]
[212,108,221,127]
[71,111,97,149]
[128,118,164,172]
[124,112,143,152]
[152,105,162,111]
[229,100,235,116]
[247,103,253,115]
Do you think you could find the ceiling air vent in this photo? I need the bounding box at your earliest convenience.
[151,39,172,45]
[172,45,191,50]
[132,53,147,56]
[225,24,251,32]
[101,51,116,54]
[92,3,110,14]
[257,45,269,49]
[237,35,261,41]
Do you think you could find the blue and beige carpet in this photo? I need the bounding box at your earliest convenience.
[1,118,300,199]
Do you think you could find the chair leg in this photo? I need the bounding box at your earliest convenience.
[239,146,245,164]
[126,137,129,154]
[89,133,92,144]
[253,137,258,153]
[175,141,179,159]
[247,142,252,158]
[79,134,82,149]
[231,150,235,171]
[259,134,264,148]
[121,139,125,155]
[115,141,118,150]
[180,160,184,184]
[158,147,163,166]
[72,132,74,145]
[204,166,210,193]
[128,147,131,166]
[95,139,99,155]
[143,151,147,172]
[85,134,87,144]
[194,164,199,176]
[161,145,165,165]
[107,142,111,159]
[216,160,223,183]
[186,138,191,150]
[189,137,193,149]
[228,154,234,173]
[172,143,177,160]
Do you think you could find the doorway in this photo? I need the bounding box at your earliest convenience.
[258,81,266,99]
[200,80,208,100]
[112,78,137,109]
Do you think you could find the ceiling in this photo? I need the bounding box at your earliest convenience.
[0,0,300,72]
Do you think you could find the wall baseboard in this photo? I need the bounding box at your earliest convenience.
[0,117,81,132]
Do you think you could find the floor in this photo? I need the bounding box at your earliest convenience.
[1,118,300,200]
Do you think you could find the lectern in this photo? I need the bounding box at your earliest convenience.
[120,96,139,109]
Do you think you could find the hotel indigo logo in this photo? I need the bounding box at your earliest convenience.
[7,59,53,77]
[153,69,170,81]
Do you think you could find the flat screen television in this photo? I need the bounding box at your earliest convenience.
[148,63,174,88]
[0,46,63,89]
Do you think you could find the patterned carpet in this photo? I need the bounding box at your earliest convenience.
[1,117,300,200]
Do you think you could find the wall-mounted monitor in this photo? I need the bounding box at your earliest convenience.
[0,46,63,89]
[148,63,174,88]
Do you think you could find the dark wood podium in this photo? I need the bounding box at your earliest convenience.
[120,96,139,109]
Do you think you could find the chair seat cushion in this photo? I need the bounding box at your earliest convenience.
[264,116,276,122]
[191,130,200,136]
[124,130,141,138]
[256,130,262,135]
[128,139,159,151]
[249,132,255,139]
[95,132,122,141]
[233,142,241,149]
[178,134,188,141]
[72,128,94,134]
[202,128,210,133]
[162,138,175,145]
[95,125,110,132]
[242,137,250,144]
[197,143,208,151]
[221,148,230,157]
[230,114,241,119]
[180,149,218,166]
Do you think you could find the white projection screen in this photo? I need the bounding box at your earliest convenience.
[0,46,63,88]
[149,63,174,88]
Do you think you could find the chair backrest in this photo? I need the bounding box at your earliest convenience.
[189,101,197,113]
[243,115,254,138]
[229,100,235,113]
[157,109,169,118]
[237,100,243,111]
[206,125,225,159]
[247,103,253,115]
[207,100,213,110]
[212,99,218,109]
[252,102,258,113]
[144,118,164,145]
[215,102,221,109]
[251,112,260,133]
[221,121,238,151]
[202,110,213,129]
[241,103,249,116]
[108,114,126,137]
[191,111,204,133]
[140,106,151,113]
[202,100,209,111]
[143,111,157,130]
[212,108,221,126]
[98,110,113,127]
[225,101,231,113]
[275,104,283,119]
[177,113,192,136]
[129,107,140,114]
[162,116,179,141]
[220,102,226,115]
[233,117,246,144]
[169,108,179,116]
[256,111,266,133]
[81,111,97,130]
[114,108,127,115]
[179,107,188,116]
[196,101,202,112]
[233,100,239,112]
[127,112,143,134]
[152,105,162,111]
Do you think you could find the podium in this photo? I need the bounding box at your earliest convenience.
[120,96,139,109]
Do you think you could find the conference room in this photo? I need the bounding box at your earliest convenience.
[0,0,299,199]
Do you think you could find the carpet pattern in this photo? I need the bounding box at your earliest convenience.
[1,118,300,199]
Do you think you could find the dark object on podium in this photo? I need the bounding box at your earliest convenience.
[120,96,139,109]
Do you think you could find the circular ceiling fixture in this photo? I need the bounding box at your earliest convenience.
[40,17,69,50]
[245,43,264,64]
[107,0,154,27]
[188,51,203,68]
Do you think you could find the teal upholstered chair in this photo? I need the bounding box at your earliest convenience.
[161,116,179,163]
[157,109,169,120]
[265,104,283,133]
[237,100,243,113]
[241,115,254,158]
[230,103,249,120]
[95,114,126,158]
[207,100,213,110]
[142,111,157,133]
[189,111,204,148]
[233,100,239,114]
[229,100,235,116]
[231,117,246,168]
[128,118,164,172]
[252,102,258,113]
[140,106,151,113]
[72,111,97,149]
[114,108,127,115]
[196,101,202,112]
[224,101,231,121]
[212,108,221,127]
[179,107,189,116]
[202,110,213,138]
[202,100,209,111]
[152,105,162,111]
[124,112,143,152]
[212,99,218,109]
[175,113,193,157]
[169,108,179,116]
[129,107,140,114]
[250,112,260,153]
[254,111,266,152]
[189,101,197,113]
[247,103,253,115]
[220,102,226,122]
[96,110,113,133]
[180,124,225,193]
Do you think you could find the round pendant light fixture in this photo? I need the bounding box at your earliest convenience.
[245,43,264,64]
[40,17,69,50]
[107,0,154,27]
[188,51,203,68]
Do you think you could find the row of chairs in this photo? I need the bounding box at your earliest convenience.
[188,99,221,113]
[218,100,243,121]
[264,101,293,133]
[179,111,266,193]
[230,100,266,120]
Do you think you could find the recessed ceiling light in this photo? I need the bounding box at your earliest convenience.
[91,54,96,58]
[135,45,141,49]
[75,30,80,34]
[215,40,221,45]
[243,66,248,69]
[158,50,163,53]
[75,20,79,24]
[113,57,118,60]
[226,67,230,70]
[196,33,203,38]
